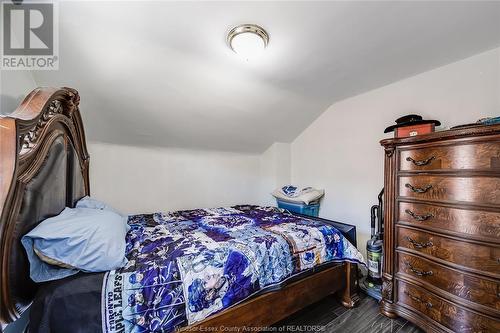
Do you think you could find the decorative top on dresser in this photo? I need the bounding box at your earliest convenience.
[380,124,500,333]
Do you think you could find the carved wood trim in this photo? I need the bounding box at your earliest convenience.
[382,278,393,300]
[385,146,395,157]
[0,87,89,323]
[18,99,63,154]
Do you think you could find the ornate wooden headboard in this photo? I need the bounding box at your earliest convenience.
[0,87,89,323]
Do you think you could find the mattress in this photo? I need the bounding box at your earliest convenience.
[29,205,364,333]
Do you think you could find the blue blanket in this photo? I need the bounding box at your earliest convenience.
[102,205,364,333]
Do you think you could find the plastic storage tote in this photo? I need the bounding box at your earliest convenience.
[276,199,320,217]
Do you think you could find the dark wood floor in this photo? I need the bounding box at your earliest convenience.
[277,292,424,332]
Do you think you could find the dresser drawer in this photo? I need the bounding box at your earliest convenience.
[397,280,500,333]
[397,252,500,313]
[399,175,500,205]
[398,202,500,243]
[399,141,500,171]
[396,226,500,278]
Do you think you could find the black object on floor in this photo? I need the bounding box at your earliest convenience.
[359,275,383,302]
[276,292,423,332]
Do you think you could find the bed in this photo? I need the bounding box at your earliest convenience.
[0,87,363,332]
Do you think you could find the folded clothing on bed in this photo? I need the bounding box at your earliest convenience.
[99,205,364,333]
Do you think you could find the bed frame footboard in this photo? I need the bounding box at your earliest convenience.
[181,261,358,331]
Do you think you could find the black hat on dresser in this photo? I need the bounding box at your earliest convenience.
[384,114,441,133]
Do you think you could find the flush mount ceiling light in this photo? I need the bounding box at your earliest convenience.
[227,24,269,60]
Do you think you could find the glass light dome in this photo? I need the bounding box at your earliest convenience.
[227,24,269,61]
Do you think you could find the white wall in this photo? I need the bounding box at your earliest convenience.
[259,142,291,206]
[88,142,262,214]
[0,70,37,115]
[291,47,500,256]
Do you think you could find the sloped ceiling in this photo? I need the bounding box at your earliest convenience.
[32,1,500,152]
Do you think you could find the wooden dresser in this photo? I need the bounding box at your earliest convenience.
[380,125,500,332]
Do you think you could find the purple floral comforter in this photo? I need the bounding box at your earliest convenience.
[102,205,364,333]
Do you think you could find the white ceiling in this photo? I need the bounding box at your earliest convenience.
[32,1,500,153]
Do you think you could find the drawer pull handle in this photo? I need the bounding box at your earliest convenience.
[406,156,436,166]
[405,183,432,193]
[406,236,433,249]
[404,291,433,309]
[405,209,434,221]
[404,261,433,276]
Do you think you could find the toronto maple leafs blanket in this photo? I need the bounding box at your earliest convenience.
[101,205,364,333]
